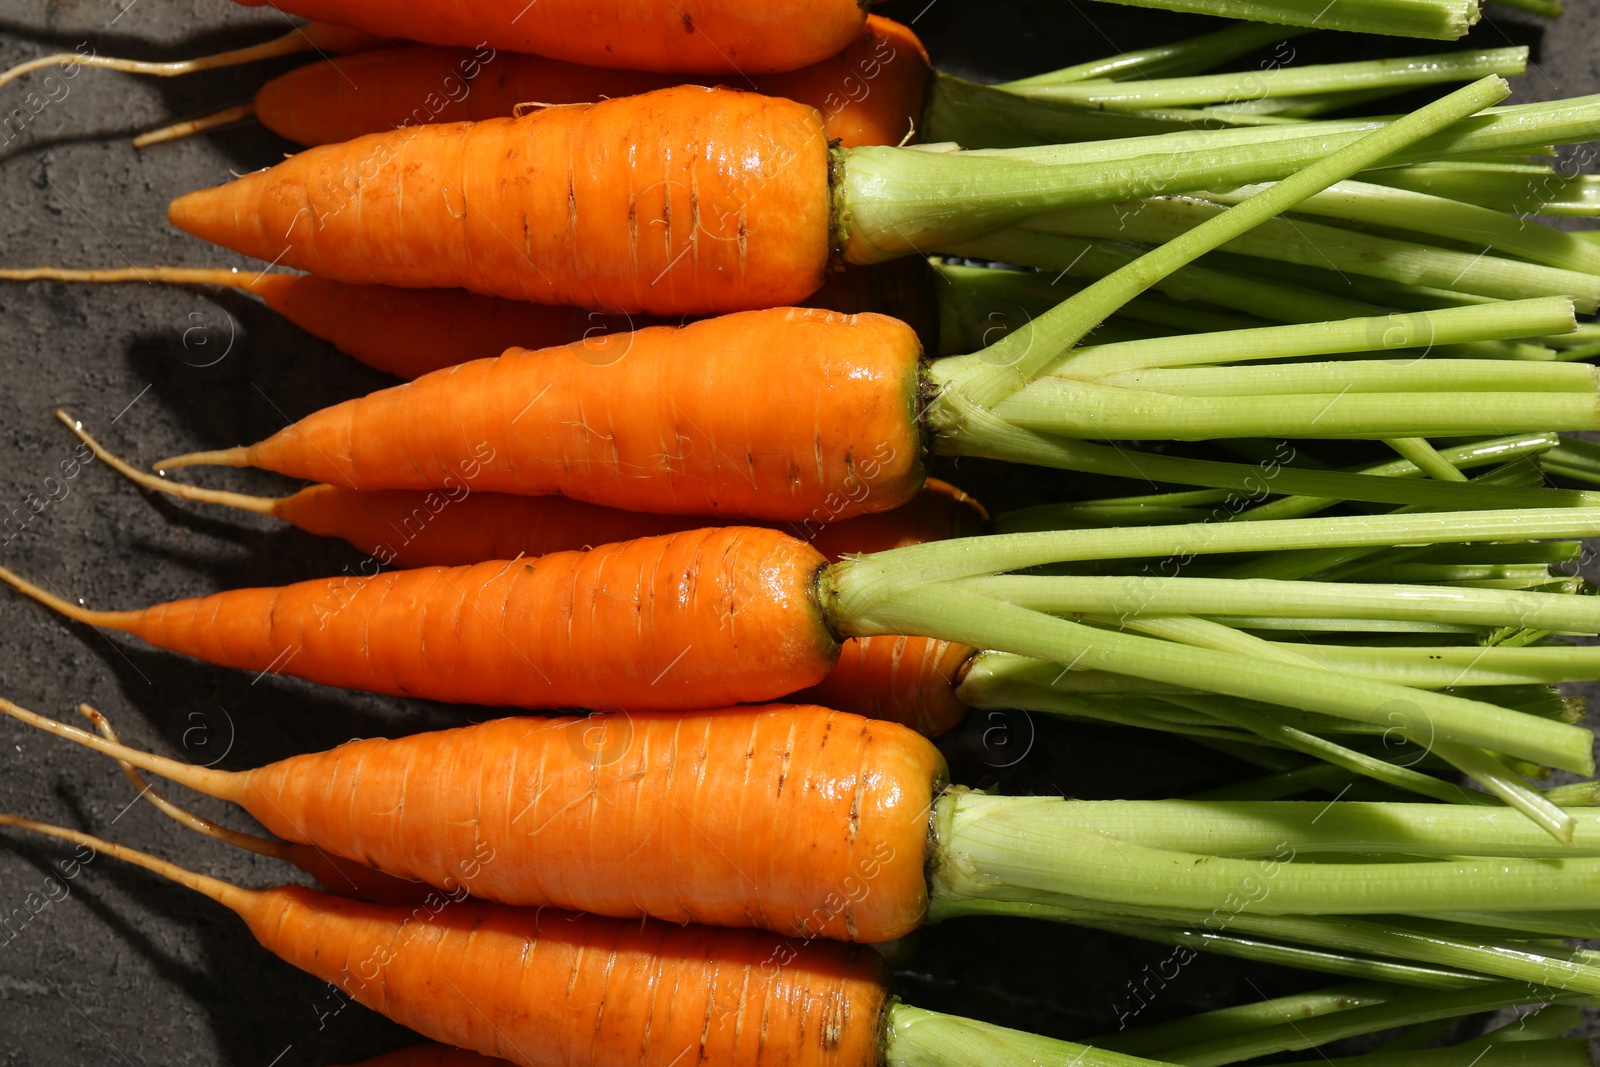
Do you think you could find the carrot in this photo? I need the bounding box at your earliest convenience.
[0,814,900,1067]
[142,17,927,151]
[71,412,981,566]
[331,1051,504,1067]
[0,22,392,95]
[13,701,942,939]
[231,0,867,75]
[0,526,838,711]
[146,299,1600,523]
[157,308,929,520]
[162,79,1600,315]
[75,702,436,906]
[17,696,1600,1000]
[793,635,976,738]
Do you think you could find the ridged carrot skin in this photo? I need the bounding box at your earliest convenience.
[35,528,837,711]
[187,307,927,521]
[795,635,976,737]
[268,895,890,1067]
[249,273,615,380]
[234,0,869,75]
[198,705,945,941]
[168,86,833,316]
[256,17,927,150]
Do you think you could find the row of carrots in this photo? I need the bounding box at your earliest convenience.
[5,0,1600,1064]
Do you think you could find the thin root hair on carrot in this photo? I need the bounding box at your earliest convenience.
[134,104,257,149]
[56,410,279,516]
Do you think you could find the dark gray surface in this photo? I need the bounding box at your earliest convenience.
[0,1,1596,1064]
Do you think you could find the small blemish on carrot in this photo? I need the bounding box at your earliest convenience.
[682,12,695,32]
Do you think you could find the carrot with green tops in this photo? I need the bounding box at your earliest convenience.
[139,17,929,150]
[230,0,867,75]
[8,504,1600,832]
[163,76,1600,315]
[10,816,1553,1067]
[16,697,1600,997]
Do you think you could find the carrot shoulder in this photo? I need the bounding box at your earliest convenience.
[165,307,928,521]
[168,85,833,315]
[243,0,868,75]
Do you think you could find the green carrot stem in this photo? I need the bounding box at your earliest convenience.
[1363,164,1600,217]
[994,435,1558,533]
[1286,642,1600,687]
[1488,0,1563,15]
[918,74,1212,153]
[1045,299,1577,377]
[962,573,1600,635]
[930,897,1600,995]
[999,24,1309,88]
[910,77,1512,408]
[986,381,1600,440]
[1008,49,1527,110]
[1064,0,1479,39]
[936,402,1586,506]
[1482,1005,1586,1043]
[830,506,1600,587]
[1095,982,1405,1059]
[1166,696,1522,815]
[1209,87,1407,119]
[1200,180,1600,274]
[1139,982,1573,1067]
[1014,200,1600,310]
[881,1004,1163,1067]
[1078,359,1592,395]
[989,799,1600,859]
[830,583,1592,771]
[1383,439,1467,482]
[1278,1037,1592,1066]
[938,228,1550,361]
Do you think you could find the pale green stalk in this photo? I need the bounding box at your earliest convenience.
[913,77,1510,409]
[1137,983,1576,1067]
[984,379,1600,441]
[1383,438,1467,481]
[1013,201,1600,310]
[962,573,1600,635]
[1007,49,1526,109]
[828,582,1592,771]
[1065,0,1479,39]
[1049,299,1577,377]
[998,24,1308,88]
[1199,180,1600,273]
[1279,1039,1590,1066]
[882,1006,1164,1067]
[1364,164,1600,217]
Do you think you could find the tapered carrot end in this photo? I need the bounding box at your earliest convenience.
[153,446,252,472]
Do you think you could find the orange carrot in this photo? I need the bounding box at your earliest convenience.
[0,814,891,1067]
[794,635,976,738]
[173,17,927,151]
[72,414,977,567]
[76,702,436,906]
[6,701,944,942]
[168,86,833,315]
[228,0,867,75]
[155,308,928,521]
[0,527,838,711]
